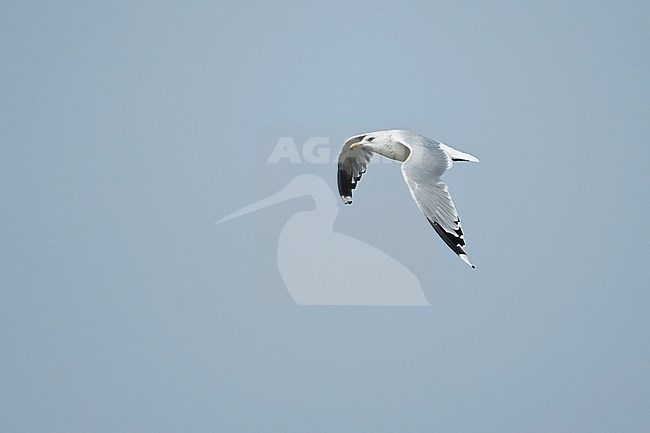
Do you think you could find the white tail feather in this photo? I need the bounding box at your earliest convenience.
[440,143,480,163]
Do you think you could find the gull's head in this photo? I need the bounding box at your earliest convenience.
[349,131,392,151]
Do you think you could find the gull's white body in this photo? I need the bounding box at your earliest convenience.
[337,129,479,268]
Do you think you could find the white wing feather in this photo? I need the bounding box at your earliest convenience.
[399,136,475,268]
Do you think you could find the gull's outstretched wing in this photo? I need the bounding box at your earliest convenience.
[400,139,475,268]
[337,134,373,204]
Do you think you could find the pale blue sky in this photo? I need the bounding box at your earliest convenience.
[1,1,649,432]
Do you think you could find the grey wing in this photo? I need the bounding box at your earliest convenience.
[401,143,475,268]
[337,134,373,204]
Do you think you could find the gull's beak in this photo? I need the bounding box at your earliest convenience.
[349,142,364,149]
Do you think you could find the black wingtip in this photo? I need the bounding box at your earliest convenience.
[427,219,475,267]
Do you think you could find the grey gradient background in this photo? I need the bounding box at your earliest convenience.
[2,1,649,432]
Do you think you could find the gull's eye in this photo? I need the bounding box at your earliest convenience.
[367,137,375,142]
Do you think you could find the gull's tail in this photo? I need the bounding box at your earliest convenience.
[440,143,480,163]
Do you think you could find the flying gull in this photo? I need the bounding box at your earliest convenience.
[337,129,479,268]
